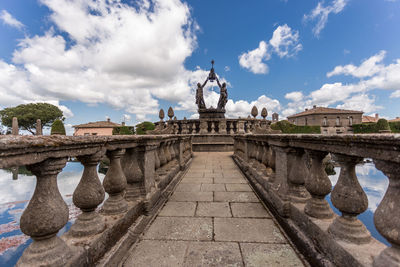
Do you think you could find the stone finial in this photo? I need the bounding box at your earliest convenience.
[36,119,42,135]
[159,109,165,121]
[168,107,174,120]
[12,117,18,135]
[261,108,268,119]
[251,106,258,118]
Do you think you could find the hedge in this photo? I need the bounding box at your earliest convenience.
[112,126,134,135]
[271,120,321,134]
[51,119,66,135]
[353,119,398,133]
[135,121,155,135]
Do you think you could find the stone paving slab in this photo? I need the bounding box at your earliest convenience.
[196,202,232,217]
[124,240,187,266]
[230,203,271,218]
[225,183,252,192]
[214,192,259,202]
[176,183,202,192]
[214,218,287,243]
[144,217,213,241]
[184,242,243,267]
[159,201,196,217]
[214,178,247,184]
[240,243,304,267]
[170,191,213,202]
[181,178,213,184]
[201,183,226,192]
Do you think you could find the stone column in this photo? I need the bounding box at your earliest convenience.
[102,149,128,215]
[304,150,334,219]
[17,158,71,267]
[12,117,18,135]
[36,119,42,135]
[287,148,310,203]
[328,154,370,244]
[373,160,400,267]
[122,147,144,201]
[69,152,106,237]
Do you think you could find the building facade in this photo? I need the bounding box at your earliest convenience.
[73,119,121,136]
[287,105,363,134]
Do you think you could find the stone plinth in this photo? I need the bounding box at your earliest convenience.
[198,108,225,119]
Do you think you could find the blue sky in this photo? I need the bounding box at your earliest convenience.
[0,0,399,134]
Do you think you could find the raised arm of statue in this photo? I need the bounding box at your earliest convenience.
[201,77,208,88]
[216,76,222,89]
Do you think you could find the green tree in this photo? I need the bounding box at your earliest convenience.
[376,119,390,132]
[0,103,64,134]
[112,126,134,135]
[51,119,66,135]
[135,121,155,135]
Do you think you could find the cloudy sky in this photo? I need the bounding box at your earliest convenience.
[0,0,399,134]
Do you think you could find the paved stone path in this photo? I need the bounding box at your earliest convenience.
[124,152,305,267]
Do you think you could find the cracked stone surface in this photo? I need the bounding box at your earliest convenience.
[124,152,305,267]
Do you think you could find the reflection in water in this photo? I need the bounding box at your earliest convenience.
[327,162,389,245]
[0,162,105,266]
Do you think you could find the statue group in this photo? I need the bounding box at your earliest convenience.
[196,60,228,113]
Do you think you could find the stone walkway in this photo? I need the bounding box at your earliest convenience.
[124,152,305,267]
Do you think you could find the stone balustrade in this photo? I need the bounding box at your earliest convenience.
[0,135,193,266]
[233,134,400,267]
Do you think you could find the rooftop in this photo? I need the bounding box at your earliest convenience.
[287,106,363,118]
[73,119,121,128]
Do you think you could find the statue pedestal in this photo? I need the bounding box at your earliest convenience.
[198,108,225,119]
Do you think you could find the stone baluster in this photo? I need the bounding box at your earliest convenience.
[238,120,245,134]
[192,122,197,134]
[154,146,160,170]
[252,141,260,168]
[373,160,400,267]
[210,121,215,134]
[304,150,334,219]
[182,121,189,134]
[256,142,266,173]
[199,120,208,134]
[164,141,172,163]
[122,147,145,201]
[287,148,310,203]
[102,149,128,215]
[159,143,167,167]
[169,141,176,160]
[69,151,106,237]
[12,117,19,135]
[328,154,370,243]
[18,158,71,266]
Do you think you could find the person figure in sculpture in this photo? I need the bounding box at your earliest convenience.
[196,78,207,109]
[217,78,228,111]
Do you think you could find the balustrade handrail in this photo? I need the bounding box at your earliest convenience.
[233,132,400,267]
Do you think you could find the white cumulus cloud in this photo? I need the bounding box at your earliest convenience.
[0,10,24,29]
[239,24,302,74]
[0,0,199,120]
[304,0,348,37]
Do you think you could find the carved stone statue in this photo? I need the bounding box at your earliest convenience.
[217,78,228,111]
[196,78,207,110]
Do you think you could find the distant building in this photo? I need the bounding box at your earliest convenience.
[389,117,400,122]
[287,105,363,134]
[73,118,122,136]
[362,114,379,123]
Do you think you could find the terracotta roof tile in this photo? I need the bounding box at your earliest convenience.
[287,106,363,118]
[389,117,400,122]
[362,116,379,123]
[73,121,121,128]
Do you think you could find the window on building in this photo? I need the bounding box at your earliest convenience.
[84,133,90,136]
[305,118,308,126]
[349,116,353,126]
[92,133,97,136]
[323,117,327,126]
[336,117,340,126]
